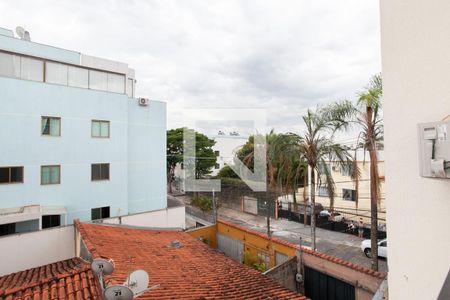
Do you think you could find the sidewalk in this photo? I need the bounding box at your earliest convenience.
[172,194,387,272]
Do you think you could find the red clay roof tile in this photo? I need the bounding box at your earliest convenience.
[0,258,101,300]
[75,221,306,300]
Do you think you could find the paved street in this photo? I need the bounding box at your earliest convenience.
[170,194,388,272]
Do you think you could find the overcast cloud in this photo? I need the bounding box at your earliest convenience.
[0,0,381,135]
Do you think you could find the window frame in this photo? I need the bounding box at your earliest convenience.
[91,120,110,138]
[342,188,357,201]
[91,163,110,181]
[0,166,24,184]
[41,116,61,137]
[40,165,61,185]
[42,214,61,229]
[91,206,110,220]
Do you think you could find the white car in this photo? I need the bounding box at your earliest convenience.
[319,210,344,222]
[361,239,387,258]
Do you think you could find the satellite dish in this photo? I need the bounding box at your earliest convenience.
[125,269,149,296]
[91,258,115,276]
[104,285,134,300]
[16,26,25,39]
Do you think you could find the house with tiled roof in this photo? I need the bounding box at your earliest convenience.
[0,258,101,300]
[75,221,306,299]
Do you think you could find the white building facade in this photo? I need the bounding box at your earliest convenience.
[381,1,450,299]
[0,27,167,235]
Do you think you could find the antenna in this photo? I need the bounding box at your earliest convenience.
[125,270,149,296]
[91,258,115,290]
[15,26,25,39]
[104,285,134,300]
[15,26,31,41]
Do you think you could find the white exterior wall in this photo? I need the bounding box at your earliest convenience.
[211,135,247,176]
[102,206,185,229]
[0,225,75,276]
[380,0,450,298]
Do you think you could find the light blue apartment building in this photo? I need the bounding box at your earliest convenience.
[0,27,167,235]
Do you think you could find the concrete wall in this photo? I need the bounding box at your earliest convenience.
[264,257,298,292]
[102,206,185,229]
[380,0,450,299]
[0,225,75,276]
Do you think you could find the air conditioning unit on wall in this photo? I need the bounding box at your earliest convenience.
[138,98,149,106]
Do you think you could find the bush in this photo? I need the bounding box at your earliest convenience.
[243,251,268,272]
[191,195,213,212]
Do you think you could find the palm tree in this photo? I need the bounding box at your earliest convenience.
[353,74,383,271]
[298,102,354,250]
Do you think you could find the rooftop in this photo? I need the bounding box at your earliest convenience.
[0,257,101,300]
[76,221,306,299]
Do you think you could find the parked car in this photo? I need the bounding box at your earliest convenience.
[319,210,344,222]
[361,239,387,258]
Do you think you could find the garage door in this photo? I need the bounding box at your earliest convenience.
[217,233,244,263]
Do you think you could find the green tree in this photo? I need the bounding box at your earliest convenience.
[353,74,383,271]
[216,165,240,178]
[298,102,355,250]
[166,128,216,193]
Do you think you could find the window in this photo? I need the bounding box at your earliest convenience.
[318,186,329,197]
[257,251,270,266]
[0,52,20,78]
[318,163,330,174]
[341,163,353,177]
[42,215,61,229]
[342,188,357,201]
[20,56,44,82]
[379,241,387,247]
[41,165,60,185]
[126,78,134,97]
[68,66,89,88]
[91,206,110,220]
[91,163,110,181]
[89,70,108,91]
[107,73,125,93]
[0,223,16,236]
[215,163,220,169]
[45,62,68,85]
[91,120,110,138]
[0,167,24,184]
[214,150,220,157]
[41,117,61,136]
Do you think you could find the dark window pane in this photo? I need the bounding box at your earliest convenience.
[42,215,61,229]
[0,223,16,236]
[10,167,23,182]
[102,164,110,180]
[42,118,50,135]
[0,168,9,183]
[91,208,101,220]
[91,164,101,180]
[101,206,110,218]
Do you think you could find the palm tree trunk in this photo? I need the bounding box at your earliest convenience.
[310,167,316,251]
[367,106,379,271]
[303,174,308,226]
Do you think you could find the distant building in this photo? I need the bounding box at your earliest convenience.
[0,27,167,235]
[314,150,386,225]
[210,132,248,176]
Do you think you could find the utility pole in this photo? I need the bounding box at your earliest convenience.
[212,189,217,224]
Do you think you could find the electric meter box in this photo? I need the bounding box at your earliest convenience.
[418,120,450,179]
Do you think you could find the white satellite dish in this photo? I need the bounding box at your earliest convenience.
[16,26,25,39]
[91,258,115,276]
[125,269,149,296]
[15,26,30,41]
[104,285,134,300]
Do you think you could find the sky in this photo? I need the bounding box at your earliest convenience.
[0,0,381,138]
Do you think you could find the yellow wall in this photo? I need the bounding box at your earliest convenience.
[186,224,217,248]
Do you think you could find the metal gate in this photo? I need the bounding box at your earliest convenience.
[275,251,289,265]
[217,233,244,263]
[243,196,258,215]
[304,266,355,300]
